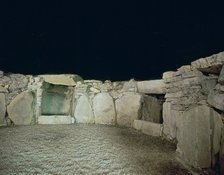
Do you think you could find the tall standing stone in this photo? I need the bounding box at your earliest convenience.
[116,92,142,127]
[93,93,116,125]
[177,105,222,168]
[7,91,34,125]
[74,94,94,124]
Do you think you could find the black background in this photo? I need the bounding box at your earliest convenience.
[0,1,224,80]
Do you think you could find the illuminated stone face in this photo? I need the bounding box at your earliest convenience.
[41,82,73,115]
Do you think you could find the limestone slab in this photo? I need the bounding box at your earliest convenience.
[141,95,162,123]
[219,65,224,85]
[74,95,94,124]
[133,120,162,137]
[177,105,221,168]
[93,93,116,125]
[116,93,142,127]
[162,102,182,140]
[208,89,224,111]
[38,115,72,124]
[7,91,34,125]
[0,93,6,126]
[137,80,166,94]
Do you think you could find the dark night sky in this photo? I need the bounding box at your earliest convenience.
[0,1,224,81]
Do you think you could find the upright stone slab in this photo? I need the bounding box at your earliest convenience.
[141,95,162,123]
[7,91,34,125]
[177,105,221,168]
[93,93,116,125]
[116,92,142,127]
[74,94,94,124]
[162,102,182,140]
[0,93,6,126]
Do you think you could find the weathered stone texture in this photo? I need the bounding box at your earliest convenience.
[41,74,82,86]
[141,95,162,123]
[137,80,166,94]
[162,102,183,140]
[177,105,222,168]
[116,93,142,127]
[122,79,137,92]
[38,115,72,124]
[133,120,162,136]
[93,93,116,125]
[7,91,34,125]
[191,52,224,73]
[74,94,94,124]
[219,65,224,85]
[208,87,224,111]
[0,93,6,126]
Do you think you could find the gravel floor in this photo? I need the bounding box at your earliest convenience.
[0,124,194,175]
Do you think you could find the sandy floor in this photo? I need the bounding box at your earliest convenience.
[0,124,195,175]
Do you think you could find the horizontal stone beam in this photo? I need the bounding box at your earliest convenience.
[137,80,166,94]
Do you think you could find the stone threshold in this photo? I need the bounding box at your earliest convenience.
[133,120,163,137]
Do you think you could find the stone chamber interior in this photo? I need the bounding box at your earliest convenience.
[0,52,224,174]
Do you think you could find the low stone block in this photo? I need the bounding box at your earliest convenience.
[133,120,162,137]
[38,115,72,124]
[133,120,143,130]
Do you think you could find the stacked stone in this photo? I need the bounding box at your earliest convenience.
[163,65,217,111]
[162,52,224,169]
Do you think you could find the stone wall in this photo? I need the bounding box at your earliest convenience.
[163,52,224,170]
[0,72,164,128]
[1,51,224,171]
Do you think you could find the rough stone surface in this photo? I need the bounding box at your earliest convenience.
[7,91,34,125]
[0,86,8,93]
[219,65,224,85]
[220,127,224,175]
[141,95,162,123]
[38,115,72,124]
[8,74,28,92]
[177,105,221,168]
[0,93,6,126]
[116,93,142,127]
[133,120,162,137]
[93,93,116,125]
[208,88,224,111]
[74,95,94,124]
[137,80,166,94]
[211,113,223,157]
[162,102,183,140]
[122,79,137,92]
[191,52,224,73]
[41,74,82,86]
